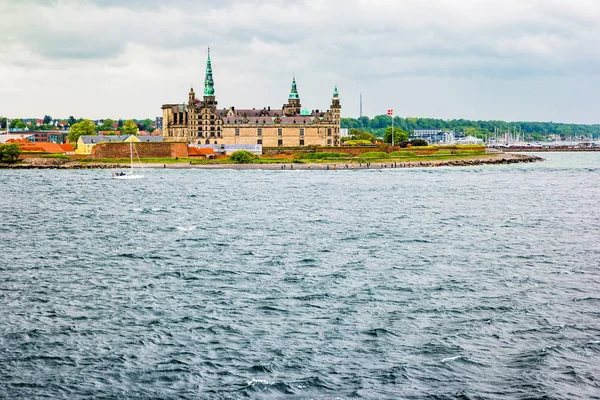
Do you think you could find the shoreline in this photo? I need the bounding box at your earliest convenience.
[0,153,543,170]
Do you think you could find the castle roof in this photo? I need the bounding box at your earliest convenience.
[226,109,282,118]
[221,116,316,125]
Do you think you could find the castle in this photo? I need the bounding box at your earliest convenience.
[161,49,341,147]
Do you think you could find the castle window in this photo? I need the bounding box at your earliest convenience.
[300,139,305,146]
[257,139,262,145]
[277,128,282,136]
[327,139,332,145]
[257,128,262,136]
[299,128,304,136]
[278,139,283,147]
[235,128,240,136]
[327,128,332,136]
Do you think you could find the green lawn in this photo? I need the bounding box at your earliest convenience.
[76,147,492,166]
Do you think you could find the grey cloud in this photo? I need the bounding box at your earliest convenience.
[1,0,599,122]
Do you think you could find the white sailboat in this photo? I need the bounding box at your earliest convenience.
[113,140,145,180]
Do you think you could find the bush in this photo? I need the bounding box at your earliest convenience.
[229,150,259,163]
[0,143,21,163]
[342,140,373,146]
[410,138,429,147]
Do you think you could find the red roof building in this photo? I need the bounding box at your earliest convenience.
[188,147,215,159]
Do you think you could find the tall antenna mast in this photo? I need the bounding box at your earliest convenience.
[359,93,363,119]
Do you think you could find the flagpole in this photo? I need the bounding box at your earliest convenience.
[391,111,394,148]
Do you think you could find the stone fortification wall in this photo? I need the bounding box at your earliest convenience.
[92,142,188,158]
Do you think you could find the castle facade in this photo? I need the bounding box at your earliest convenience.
[161,49,341,147]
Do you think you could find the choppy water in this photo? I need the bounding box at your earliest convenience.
[1,152,599,399]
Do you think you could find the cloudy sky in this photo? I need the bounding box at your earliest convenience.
[1,0,599,123]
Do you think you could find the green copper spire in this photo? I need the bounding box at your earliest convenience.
[289,75,299,100]
[333,85,339,97]
[204,47,215,97]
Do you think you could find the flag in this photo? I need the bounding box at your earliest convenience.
[387,109,393,116]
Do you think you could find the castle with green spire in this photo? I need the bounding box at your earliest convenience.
[161,48,341,147]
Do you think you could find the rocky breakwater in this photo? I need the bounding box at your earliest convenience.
[1,158,127,169]
[427,153,543,167]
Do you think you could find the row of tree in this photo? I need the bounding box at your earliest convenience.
[67,120,140,145]
[341,127,411,145]
[0,116,156,133]
[341,116,600,140]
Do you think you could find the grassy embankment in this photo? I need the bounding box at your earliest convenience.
[35,145,489,165]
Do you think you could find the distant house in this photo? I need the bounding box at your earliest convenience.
[10,138,72,154]
[411,130,459,144]
[60,144,75,155]
[32,131,67,144]
[131,135,163,143]
[0,134,35,143]
[75,134,163,155]
[455,135,483,145]
[19,142,67,153]
[76,135,123,155]
[188,146,215,159]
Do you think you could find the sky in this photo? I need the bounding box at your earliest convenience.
[1,0,599,123]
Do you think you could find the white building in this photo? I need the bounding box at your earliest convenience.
[455,135,483,144]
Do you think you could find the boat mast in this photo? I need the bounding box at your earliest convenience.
[130,140,134,172]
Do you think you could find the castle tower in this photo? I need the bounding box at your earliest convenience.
[331,86,341,146]
[188,86,195,105]
[188,86,196,137]
[203,47,217,108]
[283,75,301,116]
[331,85,341,124]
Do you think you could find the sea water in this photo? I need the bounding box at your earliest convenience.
[1,152,599,399]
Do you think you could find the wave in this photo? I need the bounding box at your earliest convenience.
[176,226,197,231]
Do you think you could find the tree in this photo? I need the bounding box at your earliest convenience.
[0,143,21,163]
[117,119,124,128]
[9,119,26,129]
[384,127,409,145]
[121,119,139,136]
[39,124,55,131]
[140,118,154,132]
[43,115,52,124]
[229,150,258,163]
[68,119,96,146]
[0,117,7,129]
[347,129,377,143]
[67,116,77,126]
[99,118,115,131]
